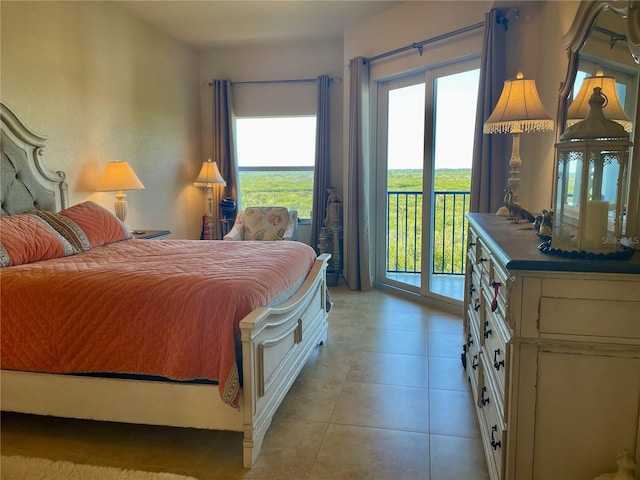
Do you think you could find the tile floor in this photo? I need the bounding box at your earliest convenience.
[0,286,489,480]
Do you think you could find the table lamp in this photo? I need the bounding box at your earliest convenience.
[484,72,554,215]
[96,160,145,222]
[194,158,226,239]
[567,70,632,132]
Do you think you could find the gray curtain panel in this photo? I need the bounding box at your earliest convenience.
[470,9,508,214]
[211,79,240,239]
[345,57,373,291]
[311,74,331,253]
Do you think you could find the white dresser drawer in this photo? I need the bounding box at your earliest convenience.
[478,356,506,480]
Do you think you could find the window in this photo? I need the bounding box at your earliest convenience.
[235,116,316,219]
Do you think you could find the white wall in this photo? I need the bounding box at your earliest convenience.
[1,1,202,239]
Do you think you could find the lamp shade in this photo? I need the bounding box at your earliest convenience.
[194,159,226,187]
[96,161,145,192]
[567,70,632,132]
[484,72,554,134]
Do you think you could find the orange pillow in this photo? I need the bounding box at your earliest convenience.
[57,201,131,248]
[0,214,76,267]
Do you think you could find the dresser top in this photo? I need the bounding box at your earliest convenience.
[467,213,640,274]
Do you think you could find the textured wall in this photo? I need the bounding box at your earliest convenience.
[1,1,202,239]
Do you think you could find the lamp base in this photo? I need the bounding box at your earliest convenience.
[114,192,127,223]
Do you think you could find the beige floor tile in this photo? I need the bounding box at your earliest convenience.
[365,311,431,332]
[427,331,465,358]
[358,327,429,355]
[331,381,429,433]
[426,312,464,334]
[276,376,343,423]
[347,351,428,388]
[310,424,429,480]
[429,434,489,480]
[299,343,354,382]
[429,389,481,438]
[428,356,470,391]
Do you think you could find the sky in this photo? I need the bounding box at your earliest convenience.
[387,68,480,170]
[235,68,480,171]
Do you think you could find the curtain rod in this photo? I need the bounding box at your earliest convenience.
[208,77,339,87]
[593,25,627,49]
[364,21,485,64]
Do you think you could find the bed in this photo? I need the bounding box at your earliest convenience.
[0,101,331,468]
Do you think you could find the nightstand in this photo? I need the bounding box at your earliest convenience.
[131,230,171,240]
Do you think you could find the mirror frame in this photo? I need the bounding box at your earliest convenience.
[556,1,640,244]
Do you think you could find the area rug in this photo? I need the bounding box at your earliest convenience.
[0,455,200,480]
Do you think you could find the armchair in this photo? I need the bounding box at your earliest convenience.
[223,207,298,241]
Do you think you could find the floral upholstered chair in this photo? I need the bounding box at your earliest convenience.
[223,207,298,241]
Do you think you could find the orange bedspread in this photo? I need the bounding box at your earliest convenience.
[0,240,318,409]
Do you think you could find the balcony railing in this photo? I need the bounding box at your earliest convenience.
[387,190,470,276]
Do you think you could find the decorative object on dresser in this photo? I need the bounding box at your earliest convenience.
[483,71,554,216]
[566,70,632,132]
[549,86,633,257]
[194,158,226,240]
[555,1,640,250]
[502,187,535,224]
[95,160,145,222]
[463,213,640,480]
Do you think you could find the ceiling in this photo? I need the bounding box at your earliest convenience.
[115,1,404,50]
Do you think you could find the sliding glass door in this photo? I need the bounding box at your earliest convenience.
[375,60,479,303]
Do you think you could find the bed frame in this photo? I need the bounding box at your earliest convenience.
[0,101,330,468]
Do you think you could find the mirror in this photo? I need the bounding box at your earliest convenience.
[558,1,640,244]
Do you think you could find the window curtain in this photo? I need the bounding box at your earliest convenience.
[211,79,240,239]
[470,9,508,213]
[311,74,331,252]
[345,57,373,291]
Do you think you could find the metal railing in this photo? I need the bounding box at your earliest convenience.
[387,190,470,276]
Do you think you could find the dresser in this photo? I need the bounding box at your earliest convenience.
[463,213,640,480]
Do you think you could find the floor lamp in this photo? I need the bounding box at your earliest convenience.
[484,72,554,215]
[194,158,226,240]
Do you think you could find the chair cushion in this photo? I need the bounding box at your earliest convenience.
[243,207,290,241]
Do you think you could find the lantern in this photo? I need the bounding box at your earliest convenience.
[551,87,633,255]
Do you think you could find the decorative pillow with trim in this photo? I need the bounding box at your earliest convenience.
[0,213,76,268]
[56,201,131,248]
[29,209,91,253]
[243,207,289,241]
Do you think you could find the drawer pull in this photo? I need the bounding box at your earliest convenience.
[469,241,476,247]
[481,386,490,406]
[490,281,501,313]
[474,299,481,312]
[467,333,474,346]
[479,256,488,263]
[469,283,476,296]
[493,348,505,371]
[472,354,478,370]
[484,321,492,338]
[491,425,502,450]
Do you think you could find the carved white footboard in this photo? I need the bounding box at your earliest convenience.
[240,253,330,467]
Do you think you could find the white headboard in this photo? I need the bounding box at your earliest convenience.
[0,102,69,216]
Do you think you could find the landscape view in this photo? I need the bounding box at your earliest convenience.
[240,168,471,275]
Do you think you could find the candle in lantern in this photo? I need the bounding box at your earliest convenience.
[583,200,609,251]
